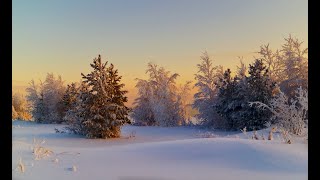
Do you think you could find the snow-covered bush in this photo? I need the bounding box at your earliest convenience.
[249,86,308,135]
[132,63,189,127]
[66,55,131,138]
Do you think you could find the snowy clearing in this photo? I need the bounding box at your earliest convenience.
[12,120,307,180]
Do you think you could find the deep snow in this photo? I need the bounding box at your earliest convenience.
[12,120,307,180]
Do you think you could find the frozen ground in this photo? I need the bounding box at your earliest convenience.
[12,120,307,180]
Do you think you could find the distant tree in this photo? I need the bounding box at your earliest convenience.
[42,73,66,123]
[131,79,156,126]
[26,80,39,108]
[132,63,188,126]
[12,106,18,120]
[177,81,193,125]
[62,82,80,125]
[257,35,308,100]
[258,44,285,83]
[67,55,131,138]
[12,93,32,121]
[193,51,224,128]
[26,74,66,123]
[236,57,247,79]
[279,35,308,99]
[26,79,42,122]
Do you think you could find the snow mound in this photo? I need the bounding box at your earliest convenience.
[13,121,307,180]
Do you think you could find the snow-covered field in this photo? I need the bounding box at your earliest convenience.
[12,120,307,180]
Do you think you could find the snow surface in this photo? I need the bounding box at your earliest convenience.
[12,120,307,180]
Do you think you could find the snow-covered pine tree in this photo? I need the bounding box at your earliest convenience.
[215,59,276,130]
[68,55,130,138]
[193,51,224,128]
[215,69,240,130]
[241,59,276,130]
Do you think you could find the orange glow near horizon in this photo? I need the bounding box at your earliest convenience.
[13,0,307,107]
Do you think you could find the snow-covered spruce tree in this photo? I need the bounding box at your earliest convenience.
[249,86,308,135]
[12,92,32,121]
[132,63,187,127]
[215,59,276,130]
[68,55,130,138]
[215,69,240,130]
[193,51,225,128]
[242,59,276,130]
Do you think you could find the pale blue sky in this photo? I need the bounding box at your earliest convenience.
[13,0,308,104]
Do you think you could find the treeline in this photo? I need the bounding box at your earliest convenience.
[132,35,308,135]
[14,35,308,138]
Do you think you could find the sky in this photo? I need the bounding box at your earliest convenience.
[12,0,308,106]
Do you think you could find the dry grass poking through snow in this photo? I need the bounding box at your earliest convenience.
[238,126,296,144]
[32,138,54,160]
[15,157,25,173]
[14,137,81,174]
